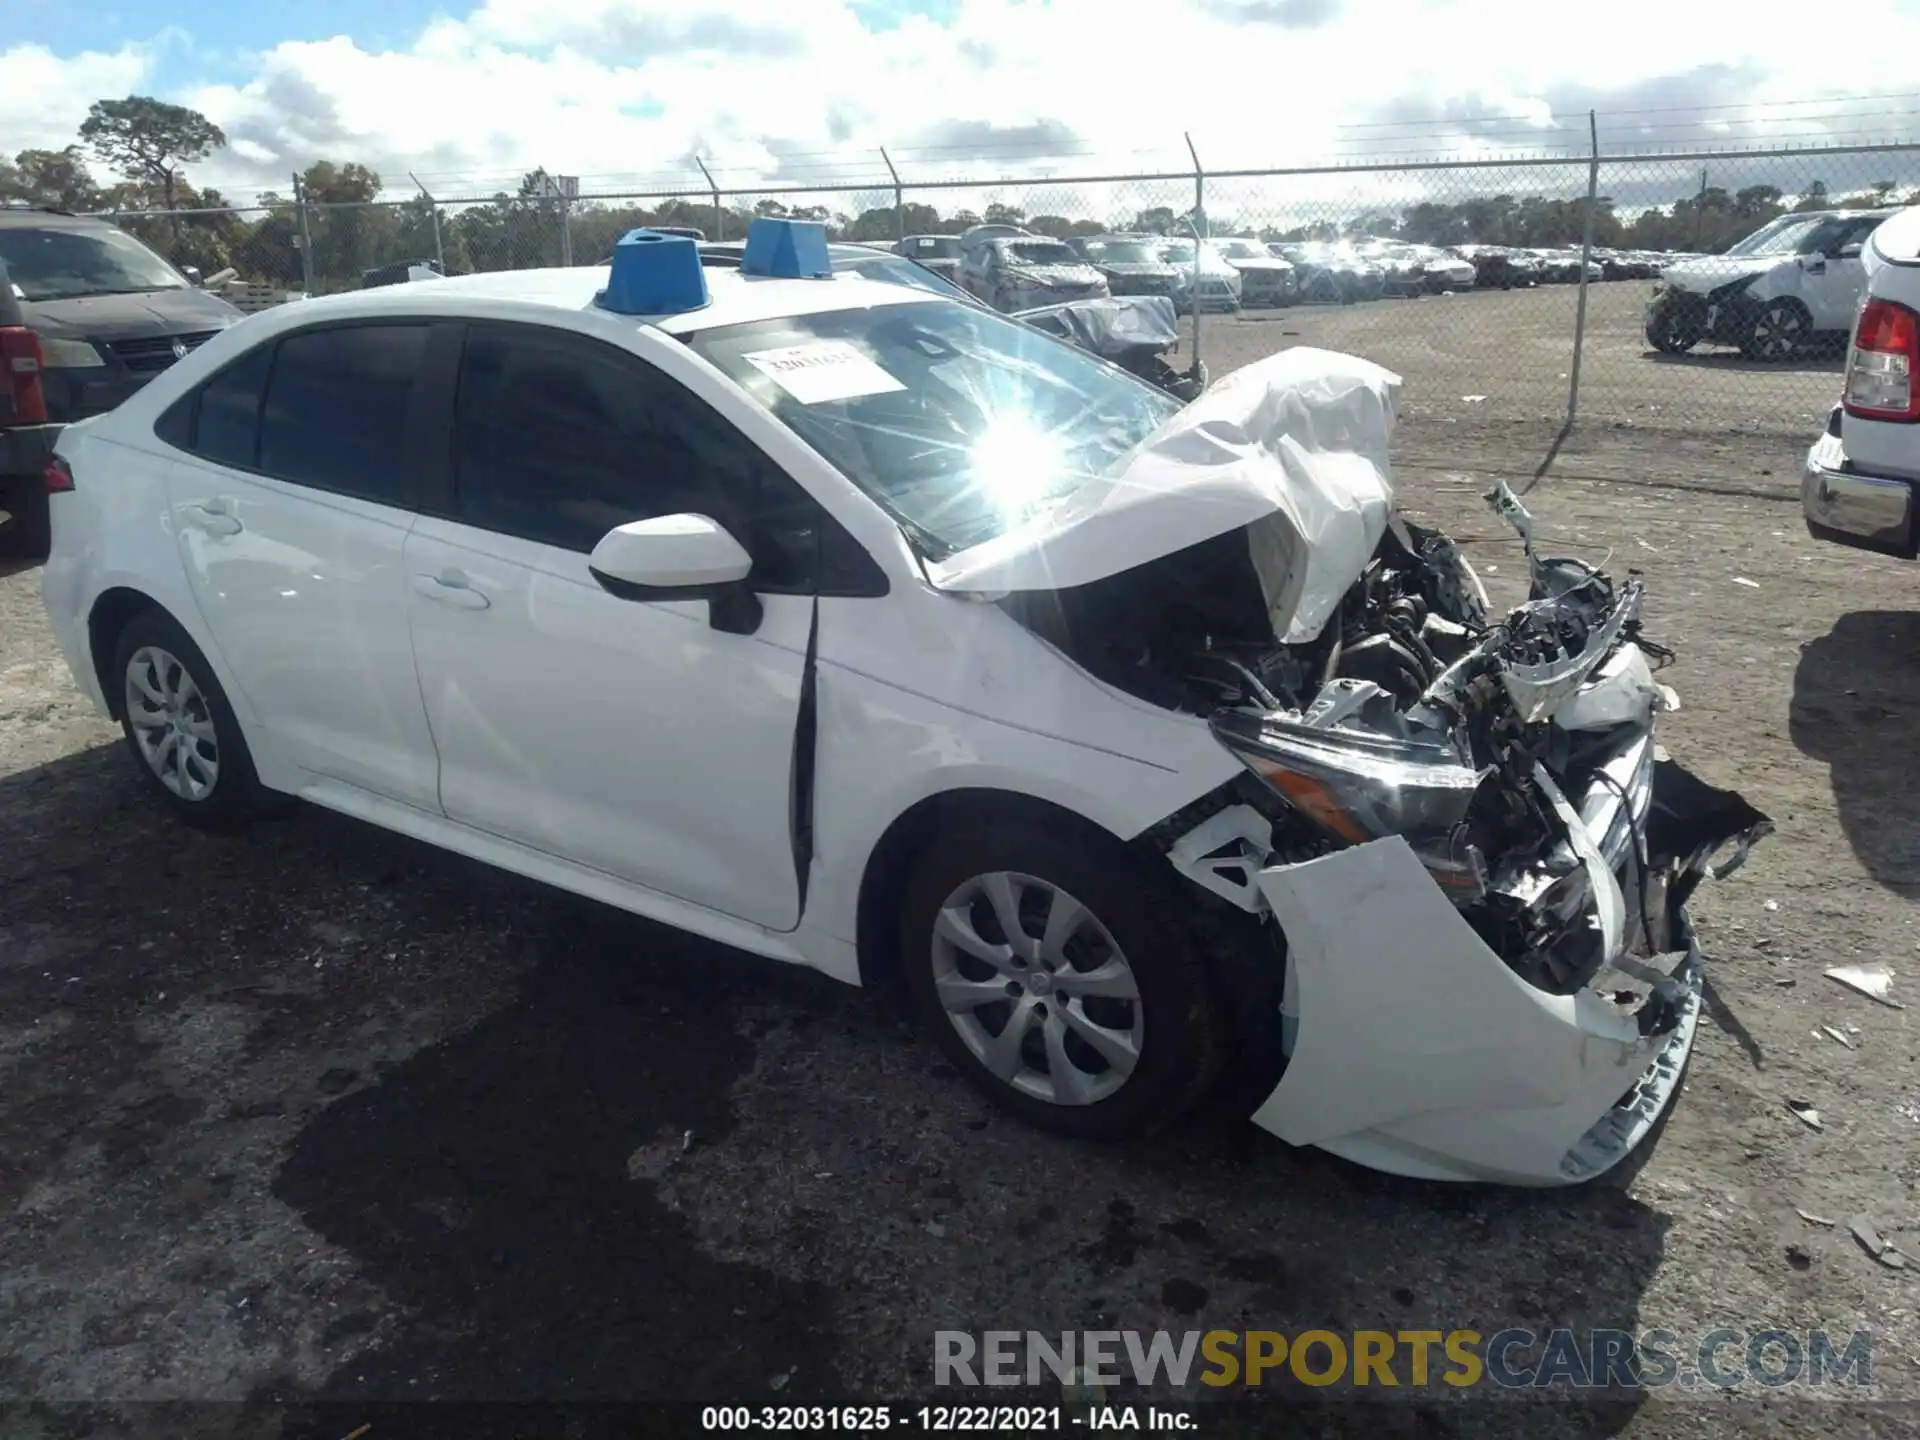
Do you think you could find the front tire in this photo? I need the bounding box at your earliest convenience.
[1740,299,1811,362]
[112,610,272,830]
[898,821,1224,1140]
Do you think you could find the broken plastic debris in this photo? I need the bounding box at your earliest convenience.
[770,1366,797,1391]
[1732,577,1761,588]
[925,1221,947,1238]
[1764,899,1780,912]
[1848,1216,1909,1270]
[1461,394,1488,403]
[1826,965,1903,1009]
[1786,1099,1823,1130]
[681,1129,695,1154]
[1797,1208,1836,1227]
[1820,1026,1856,1050]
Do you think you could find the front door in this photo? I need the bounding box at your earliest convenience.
[404,321,819,930]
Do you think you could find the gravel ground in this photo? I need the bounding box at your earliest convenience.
[2,282,1917,1437]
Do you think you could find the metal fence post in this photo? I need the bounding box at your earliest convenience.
[409,172,444,271]
[881,147,904,242]
[1565,111,1599,429]
[695,157,723,241]
[291,172,316,295]
[1184,132,1206,374]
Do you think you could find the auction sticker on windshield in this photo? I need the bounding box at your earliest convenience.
[742,341,906,405]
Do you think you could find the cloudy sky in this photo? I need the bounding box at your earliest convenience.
[4,0,1919,211]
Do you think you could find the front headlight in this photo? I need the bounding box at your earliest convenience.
[40,338,106,368]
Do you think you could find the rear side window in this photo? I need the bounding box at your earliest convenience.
[257,324,429,503]
[192,342,274,469]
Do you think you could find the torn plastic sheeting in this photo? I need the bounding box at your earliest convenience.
[1251,837,1662,1181]
[926,347,1401,645]
[1015,295,1180,358]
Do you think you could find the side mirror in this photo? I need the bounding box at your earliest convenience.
[587,514,762,634]
[182,266,203,286]
[1837,241,1864,260]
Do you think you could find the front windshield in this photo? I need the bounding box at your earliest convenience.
[687,299,1180,559]
[1003,240,1079,266]
[1725,215,1829,258]
[1100,241,1159,264]
[838,253,969,299]
[0,224,187,301]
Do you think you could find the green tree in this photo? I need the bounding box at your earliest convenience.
[983,201,1026,226]
[79,96,226,217]
[5,147,102,211]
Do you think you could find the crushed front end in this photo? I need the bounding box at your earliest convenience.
[1166,486,1771,1183]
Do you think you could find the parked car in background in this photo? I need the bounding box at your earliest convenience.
[1529,249,1604,285]
[1646,208,1894,361]
[1803,204,1920,557]
[1012,294,1206,401]
[1082,234,1186,302]
[1454,245,1540,289]
[1,205,244,556]
[963,236,1110,312]
[1401,244,1475,294]
[1157,239,1242,312]
[362,258,445,289]
[893,234,963,284]
[1277,243,1385,304]
[1212,238,1297,306]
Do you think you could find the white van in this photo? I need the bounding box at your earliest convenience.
[1802,206,1920,557]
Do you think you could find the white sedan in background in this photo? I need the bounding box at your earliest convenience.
[42,220,1769,1186]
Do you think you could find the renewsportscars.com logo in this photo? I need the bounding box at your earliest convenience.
[934,1328,1875,1392]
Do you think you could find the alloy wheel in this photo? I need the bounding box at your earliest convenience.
[929,871,1143,1107]
[125,645,220,801]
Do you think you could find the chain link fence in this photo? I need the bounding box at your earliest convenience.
[89,140,1920,463]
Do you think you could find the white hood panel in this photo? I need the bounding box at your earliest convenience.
[926,346,1402,644]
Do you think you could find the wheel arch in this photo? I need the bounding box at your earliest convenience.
[88,586,167,720]
[853,786,1129,1004]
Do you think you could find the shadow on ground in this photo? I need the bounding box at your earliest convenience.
[1790,609,1920,898]
[0,744,1669,1435]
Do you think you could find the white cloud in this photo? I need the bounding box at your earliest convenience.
[7,0,1920,210]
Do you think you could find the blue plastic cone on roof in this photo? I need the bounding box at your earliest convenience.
[741,217,833,279]
[595,228,710,316]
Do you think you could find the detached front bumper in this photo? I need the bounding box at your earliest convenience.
[1240,732,1767,1187]
[1803,424,1918,559]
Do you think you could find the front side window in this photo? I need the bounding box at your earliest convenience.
[452,323,821,588]
[0,224,186,301]
[687,298,1180,560]
[257,324,429,504]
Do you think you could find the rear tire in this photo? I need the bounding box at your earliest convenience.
[897,820,1225,1141]
[111,610,273,831]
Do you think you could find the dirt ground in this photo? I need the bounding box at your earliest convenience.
[2,282,1917,1437]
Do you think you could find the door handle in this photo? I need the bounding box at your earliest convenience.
[412,571,491,610]
[183,500,242,536]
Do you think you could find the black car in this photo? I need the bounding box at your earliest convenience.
[1456,245,1540,290]
[0,206,244,556]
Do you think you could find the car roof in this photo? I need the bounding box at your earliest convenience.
[0,207,114,229]
[250,264,946,335]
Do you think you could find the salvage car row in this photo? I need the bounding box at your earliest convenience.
[892,224,1686,314]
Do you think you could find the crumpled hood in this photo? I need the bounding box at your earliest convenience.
[1005,264,1104,287]
[1659,254,1781,294]
[926,346,1401,644]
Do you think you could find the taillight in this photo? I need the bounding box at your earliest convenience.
[0,325,48,426]
[1843,298,1920,423]
[44,456,74,493]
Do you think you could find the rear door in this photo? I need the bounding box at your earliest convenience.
[164,320,449,808]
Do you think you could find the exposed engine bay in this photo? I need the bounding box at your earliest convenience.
[1006,481,1773,1024]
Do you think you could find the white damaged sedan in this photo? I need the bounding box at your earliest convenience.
[42,219,1770,1187]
